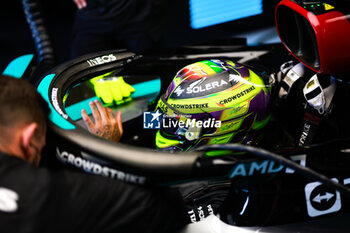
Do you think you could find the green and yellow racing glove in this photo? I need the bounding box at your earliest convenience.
[90,72,135,106]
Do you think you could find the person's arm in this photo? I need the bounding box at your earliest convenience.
[73,0,87,9]
[81,100,123,142]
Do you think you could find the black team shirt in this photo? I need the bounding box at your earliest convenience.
[0,152,189,233]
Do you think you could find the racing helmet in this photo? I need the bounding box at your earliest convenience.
[154,60,271,151]
[275,0,350,75]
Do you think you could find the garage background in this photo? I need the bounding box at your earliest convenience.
[0,0,280,72]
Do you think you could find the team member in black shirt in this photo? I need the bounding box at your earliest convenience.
[71,0,164,57]
[0,75,189,233]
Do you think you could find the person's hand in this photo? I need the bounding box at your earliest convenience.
[91,76,135,106]
[73,0,87,9]
[81,100,123,142]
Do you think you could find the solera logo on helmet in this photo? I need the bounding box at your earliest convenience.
[173,74,238,97]
[185,78,229,95]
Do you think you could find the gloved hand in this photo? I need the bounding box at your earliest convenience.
[90,73,135,106]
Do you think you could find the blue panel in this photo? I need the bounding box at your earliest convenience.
[65,79,161,121]
[37,74,76,130]
[66,96,99,121]
[131,78,161,99]
[189,0,263,29]
[2,54,34,78]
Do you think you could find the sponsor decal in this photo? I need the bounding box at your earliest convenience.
[285,154,306,174]
[219,120,240,132]
[56,148,147,184]
[170,103,209,109]
[229,160,284,178]
[51,88,68,119]
[86,54,117,67]
[185,78,227,95]
[300,122,311,146]
[157,100,168,113]
[299,113,320,146]
[187,204,214,223]
[219,103,249,121]
[173,86,185,96]
[229,155,306,178]
[219,86,256,105]
[228,104,246,115]
[188,209,197,223]
[0,188,18,213]
[173,73,239,99]
[305,178,341,217]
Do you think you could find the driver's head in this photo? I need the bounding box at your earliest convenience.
[155,60,271,151]
[0,75,50,166]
